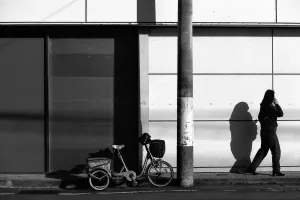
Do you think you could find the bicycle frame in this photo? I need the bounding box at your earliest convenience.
[111,143,157,180]
[137,144,157,178]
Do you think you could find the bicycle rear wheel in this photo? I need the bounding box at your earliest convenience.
[89,168,110,191]
[147,160,174,187]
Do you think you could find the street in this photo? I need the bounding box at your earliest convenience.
[1,185,300,200]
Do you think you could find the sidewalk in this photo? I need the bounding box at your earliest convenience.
[1,171,300,189]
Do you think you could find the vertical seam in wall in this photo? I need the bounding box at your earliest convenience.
[275,0,278,23]
[44,33,50,173]
[138,27,149,170]
[140,27,149,134]
[85,0,87,22]
[272,28,274,90]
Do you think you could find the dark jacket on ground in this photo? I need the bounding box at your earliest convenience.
[258,103,284,131]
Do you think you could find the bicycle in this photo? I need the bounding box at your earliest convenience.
[87,133,174,191]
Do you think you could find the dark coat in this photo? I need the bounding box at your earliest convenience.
[258,103,284,131]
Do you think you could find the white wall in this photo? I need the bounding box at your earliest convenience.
[87,0,137,22]
[0,0,138,22]
[3,0,300,23]
[0,0,85,22]
[149,28,273,120]
[150,121,300,171]
[273,29,300,74]
[273,29,300,121]
[150,28,273,74]
[277,0,300,23]
[156,0,276,23]
[149,27,300,171]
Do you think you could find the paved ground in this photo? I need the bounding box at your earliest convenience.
[1,171,300,189]
[1,185,300,199]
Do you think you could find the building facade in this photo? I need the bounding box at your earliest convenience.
[0,0,300,173]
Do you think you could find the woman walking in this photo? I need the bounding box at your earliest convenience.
[246,89,285,176]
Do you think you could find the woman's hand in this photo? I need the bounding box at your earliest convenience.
[274,98,279,105]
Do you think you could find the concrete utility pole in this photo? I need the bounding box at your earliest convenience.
[177,0,194,187]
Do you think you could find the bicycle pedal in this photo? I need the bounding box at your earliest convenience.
[132,181,138,187]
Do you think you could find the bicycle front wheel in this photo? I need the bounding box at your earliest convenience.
[89,168,110,191]
[147,160,174,187]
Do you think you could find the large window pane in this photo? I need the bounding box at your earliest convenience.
[274,75,300,120]
[49,38,114,171]
[149,28,272,74]
[277,0,300,23]
[149,121,261,170]
[274,29,300,73]
[149,75,272,121]
[194,75,272,120]
[0,38,44,172]
[149,121,300,171]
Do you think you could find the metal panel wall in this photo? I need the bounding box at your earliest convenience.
[154,0,177,23]
[273,76,300,120]
[193,28,272,73]
[150,75,272,121]
[276,122,300,167]
[149,28,272,74]
[148,28,282,171]
[0,0,85,22]
[0,38,44,172]
[193,0,276,23]
[149,35,177,73]
[273,29,300,73]
[273,29,300,121]
[149,121,262,170]
[155,0,276,23]
[0,0,278,23]
[150,121,300,171]
[49,38,114,172]
[277,0,300,23]
[193,76,272,120]
[87,0,137,22]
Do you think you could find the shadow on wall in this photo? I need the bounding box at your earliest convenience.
[137,0,156,23]
[229,102,258,173]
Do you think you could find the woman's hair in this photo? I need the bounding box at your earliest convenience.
[260,89,274,106]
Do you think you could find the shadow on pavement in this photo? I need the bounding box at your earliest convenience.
[46,166,90,190]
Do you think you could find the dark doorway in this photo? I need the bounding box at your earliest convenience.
[48,27,139,173]
[48,37,115,171]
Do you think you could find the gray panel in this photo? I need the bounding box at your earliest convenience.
[50,55,114,77]
[49,120,113,171]
[50,39,114,55]
[0,120,44,172]
[0,38,44,172]
[137,0,156,22]
[49,38,114,172]
[50,77,113,100]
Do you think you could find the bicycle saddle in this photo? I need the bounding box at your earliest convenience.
[112,145,125,150]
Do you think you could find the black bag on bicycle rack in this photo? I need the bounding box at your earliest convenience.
[149,140,165,158]
[139,133,151,145]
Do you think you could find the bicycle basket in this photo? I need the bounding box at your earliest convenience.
[149,139,165,158]
[139,133,151,145]
[86,157,111,171]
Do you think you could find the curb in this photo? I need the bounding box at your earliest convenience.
[1,173,300,189]
[0,178,61,188]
